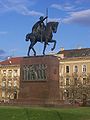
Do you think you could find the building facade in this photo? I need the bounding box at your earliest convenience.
[0,48,90,105]
[0,57,22,102]
[57,48,90,104]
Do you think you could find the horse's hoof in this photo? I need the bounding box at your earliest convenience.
[34,54,36,56]
[43,53,45,56]
[27,54,29,56]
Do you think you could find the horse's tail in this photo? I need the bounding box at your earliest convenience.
[25,33,31,41]
[26,33,35,42]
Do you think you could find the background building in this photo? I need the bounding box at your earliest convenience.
[0,48,90,106]
[57,48,90,105]
[0,57,22,102]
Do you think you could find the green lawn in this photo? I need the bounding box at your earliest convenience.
[0,106,90,120]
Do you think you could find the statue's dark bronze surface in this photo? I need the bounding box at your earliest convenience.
[25,16,59,56]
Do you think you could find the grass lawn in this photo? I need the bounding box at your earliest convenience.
[0,106,90,120]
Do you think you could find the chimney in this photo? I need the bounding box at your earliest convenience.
[61,47,64,51]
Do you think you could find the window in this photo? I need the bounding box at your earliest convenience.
[2,81,6,87]
[8,70,12,77]
[83,78,87,85]
[13,70,18,77]
[66,66,69,73]
[3,70,6,76]
[64,89,69,97]
[14,81,17,87]
[66,77,70,86]
[2,90,5,98]
[74,65,78,73]
[82,65,87,73]
[74,77,78,85]
[7,92,10,98]
[8,81,12,87]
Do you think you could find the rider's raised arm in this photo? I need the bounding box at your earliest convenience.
[41,16,48,22]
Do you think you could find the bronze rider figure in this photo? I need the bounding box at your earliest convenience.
[32,16,48,42]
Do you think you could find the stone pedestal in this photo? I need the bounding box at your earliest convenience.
[18,55,60,106]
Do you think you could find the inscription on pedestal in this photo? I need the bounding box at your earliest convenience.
[22,64,47,81]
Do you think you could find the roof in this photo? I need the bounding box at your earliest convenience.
[0,57,23,65]
[57,48,90,58]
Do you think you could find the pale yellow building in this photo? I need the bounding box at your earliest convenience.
[0,57,22,102]
[57,48,90,104]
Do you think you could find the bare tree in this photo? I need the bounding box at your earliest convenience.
[64,73,90,106]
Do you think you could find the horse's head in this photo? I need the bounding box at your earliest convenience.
[52,22,59,33]
[25,33,30,41]
[47,22,59,33]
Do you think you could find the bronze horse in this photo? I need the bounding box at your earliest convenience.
[25,21,59,56]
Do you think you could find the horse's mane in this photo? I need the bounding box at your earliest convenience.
[47,21,55,25]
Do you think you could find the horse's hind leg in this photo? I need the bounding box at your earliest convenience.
[27,45,31,56]
[51,40,56,51]
[32,47,36,56]
[43,42,47,55]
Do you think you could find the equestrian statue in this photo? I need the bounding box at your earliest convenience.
[25,15,59,56]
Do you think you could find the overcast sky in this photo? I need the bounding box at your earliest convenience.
[0,0,90,60]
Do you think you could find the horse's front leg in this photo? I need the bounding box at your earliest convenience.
[43,42,47,55]
[49,40,56,51]
[27,41,36,56]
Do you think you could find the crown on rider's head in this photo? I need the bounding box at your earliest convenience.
[39,16,44,20]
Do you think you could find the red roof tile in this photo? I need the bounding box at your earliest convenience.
[0,57,23,65]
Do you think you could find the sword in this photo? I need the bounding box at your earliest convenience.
[46,8,48,27]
